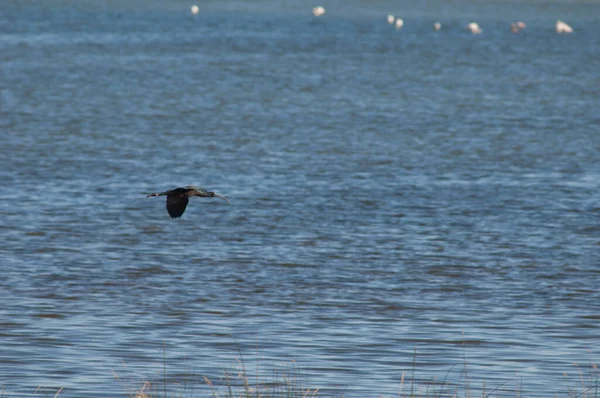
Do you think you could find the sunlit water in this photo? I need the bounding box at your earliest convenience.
[1,1,600,396]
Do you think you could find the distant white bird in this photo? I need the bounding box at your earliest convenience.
[387,14,395,24]
[312,6,326,17]
[395,18,404,30]
[190,5,199,15]
[556,20,573,33]
[511,21,526,33]
[433,22,442,31]
[467,22,482,34]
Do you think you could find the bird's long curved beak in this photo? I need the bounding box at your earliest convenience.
[214,193,230,204]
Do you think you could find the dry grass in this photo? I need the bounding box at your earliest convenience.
[117,354,319,398]
[3,351,597,397]
[203,356,319,398]
[117,351,599,398]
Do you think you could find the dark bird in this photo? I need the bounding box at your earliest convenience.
[146,186,230,218]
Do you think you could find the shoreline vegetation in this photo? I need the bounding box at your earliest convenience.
[123,354,600,398]
[8,352,597,398]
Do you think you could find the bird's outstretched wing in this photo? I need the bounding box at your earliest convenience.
[161,187,192,196]
[166,195,189,218]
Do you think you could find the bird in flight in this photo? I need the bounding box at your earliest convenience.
[146,186,230,218]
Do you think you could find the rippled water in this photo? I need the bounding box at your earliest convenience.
[1,0,600,396]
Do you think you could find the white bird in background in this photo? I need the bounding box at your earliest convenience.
[434,22,442,31]
[395,18,404,30]
[312,6,326,17]
[511,21,526,33]
[387,14,395,24]
[556,20,573,33]
[190,5,199,15]
[467,22,482,34]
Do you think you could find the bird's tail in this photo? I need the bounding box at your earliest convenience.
[146,193,161,197]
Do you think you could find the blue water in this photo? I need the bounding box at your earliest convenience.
[1,1,600,396]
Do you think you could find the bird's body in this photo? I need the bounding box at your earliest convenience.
[511,21,526,33]
[147,186,229,218]
[467,22,482,34]
[312,6,325,17]
[556,20,573,34]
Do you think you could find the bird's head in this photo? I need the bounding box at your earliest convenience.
[210,191,230,204]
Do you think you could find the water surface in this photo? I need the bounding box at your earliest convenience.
[1,0,599,396]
